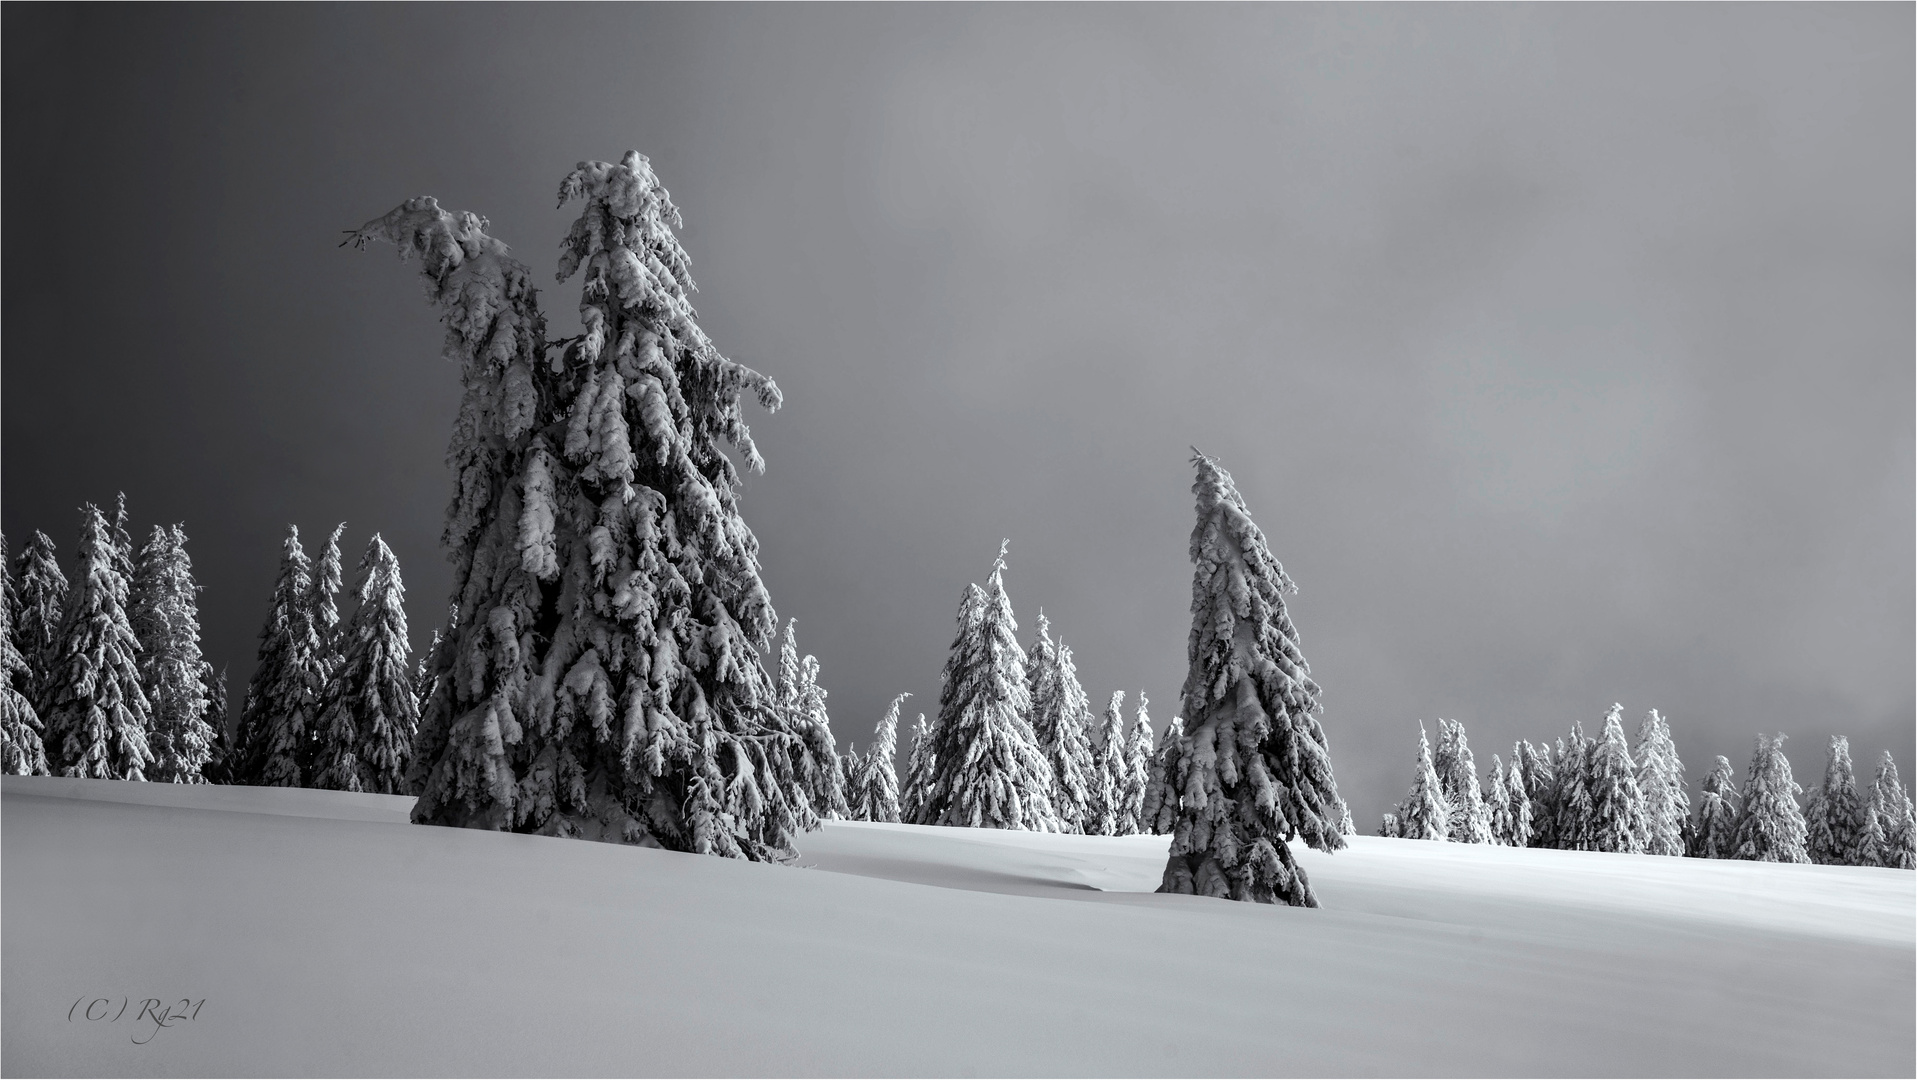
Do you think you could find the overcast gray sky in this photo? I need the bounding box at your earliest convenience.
[4,4,1910,822]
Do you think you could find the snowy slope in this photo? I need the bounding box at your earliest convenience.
[3,776,1911,1078]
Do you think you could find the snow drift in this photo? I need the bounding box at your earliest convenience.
[3,775,1911,1077]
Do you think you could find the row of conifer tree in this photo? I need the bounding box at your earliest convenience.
[0,497,422,798]
[1378,706,1915,869]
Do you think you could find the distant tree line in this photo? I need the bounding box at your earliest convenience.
[1,496,420,796]
[1376,705,1915,869]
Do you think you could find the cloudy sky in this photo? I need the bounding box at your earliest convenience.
[4,5,1910,821]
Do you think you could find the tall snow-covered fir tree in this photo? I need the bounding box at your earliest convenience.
[1434,719,1493,844]
[1152,452,1349,905]
[1025,611,1097,833]
[1398,722,1450,841]
[1553,725,1595,851]
[1586,705,1649,854]
[1141,715,1185,835]
[235,526,325,788]
[129,525,215,783]
[308,523,347,688]
[847,693,907,824]
[1632,709,1689,857]
[12,530,68,719]
[310,535,419,794]
[1485,753,1514,846]
[351,155,831,857]
[1086,690,1127,836]
[1503,755,1533,848]
[1804,736,1871,866]
[44,504,152,781]
[0,533,50,776]
[1122,691,1155,837]
[1870,751,1915,870]
[1515,739,1554,848]
[917,543,1060,831]
[900,710,937,824]
[1689,754,1740,859]
[1732,734,1809,863]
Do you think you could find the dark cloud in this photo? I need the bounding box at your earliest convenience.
[4,5,1909,821]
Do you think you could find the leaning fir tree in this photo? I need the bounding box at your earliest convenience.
[129,525,216,783]
[776,622,848,821]
[12,531,68,719]
[350,153,829,857]
[234,526,325,787]
[1689,755,1741,859]
[44,504,152,780]
[1435,719,1493,844]
[917,543,1060,831]
[1804,736,1870,866]
[0,534,50,776]
[1732,734,1809,863]
[1152,452,1349,905]
[1025,612,1097,832]
[900,711,938,824]
[310,535,418,794]
[846,693,908,824]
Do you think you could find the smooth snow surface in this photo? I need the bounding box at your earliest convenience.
[4,776,1912,1077]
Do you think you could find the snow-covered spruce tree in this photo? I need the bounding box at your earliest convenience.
[1503,756,1533,848]
[1435,719,1493,844]
[234,526,325,787]
[308,523,347,689]
[44,504,152,780]
[1085,690,1127,835]
[918,543,1060,831]
[1553,725,1595,851]
[108,494,137,595]
[1141,715,1185,835]
[1122,691,1155,837]
[1632,709,1689,857]
[310,535,419,794]
[199,664,233,783]
[1515,739,1554,848]
[1025,611,1097,833]
[847,693,907,823]
[1732,734,1809,863]
[1376,811,1402,838]
[0,533,50,776]
[1805,736,1871,866]
[1154,452,1350,905]
[1586,705,1649,854]
[1485,753,1513,845]
[774,622,847,821]
[129,525,215,783]
[1398,722,1450,841]
[1870,752,1915,870]
[1689,755,1740,859]
[12,530,68,719]
[900,711,937,824]
[351,157,827,857]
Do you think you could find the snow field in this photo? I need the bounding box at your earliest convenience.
[4,775,1911,1077]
